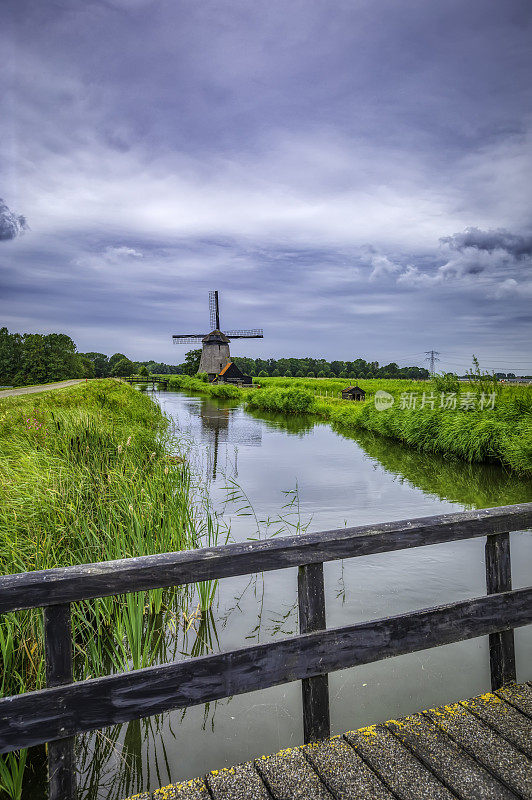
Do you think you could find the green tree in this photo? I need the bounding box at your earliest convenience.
[19,333,83,384]
[46,334,82,380]
[83,352,109,378]
[330,360,345,376]
[79,356,95,378]
[138,364,149,377]
[0,327,23,385]
[109,353,128,372]
[180,348,202,375]
[110,357,135,377]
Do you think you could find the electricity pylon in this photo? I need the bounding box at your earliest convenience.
[425,350,440,376]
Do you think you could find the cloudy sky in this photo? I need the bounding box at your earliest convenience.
[1,0,531,372]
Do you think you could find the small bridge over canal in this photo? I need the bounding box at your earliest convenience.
[122,375,171,389]
[0,503,531,799]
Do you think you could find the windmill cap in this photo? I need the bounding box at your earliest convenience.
[202,329,230,344]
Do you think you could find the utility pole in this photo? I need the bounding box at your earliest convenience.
[425,350,440,376]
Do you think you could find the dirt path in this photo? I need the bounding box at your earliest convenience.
[0,379,87,399]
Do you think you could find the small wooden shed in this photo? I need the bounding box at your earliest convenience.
[341,385,366,401]
[216,361,253,386]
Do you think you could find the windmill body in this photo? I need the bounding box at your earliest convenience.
[173,291,263,382]
[198,330,231,377]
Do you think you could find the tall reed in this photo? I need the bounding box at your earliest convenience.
[0,380,224,797]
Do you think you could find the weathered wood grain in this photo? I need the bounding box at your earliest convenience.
[497,683,532,719]
[387,713,517,800]
[255,747,334,799]
[345,725,454,800]
[485,533,516,689]
[424,702,532,798]
[461,694,532,758]
[44,604,77,800]
[152,778,210,799]
[206,762,271,799]
[298,563,330,743]
[1,587,530,753]
[1,504,530,614]
[302,737,395,800]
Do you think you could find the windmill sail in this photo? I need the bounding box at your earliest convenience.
[223,329,263,338]
[209,290,220,331]
[172,334,205,343]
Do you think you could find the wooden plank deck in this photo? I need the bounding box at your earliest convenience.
[125,683,532,800]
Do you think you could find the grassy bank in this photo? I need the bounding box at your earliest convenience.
[167,373,245,398]
[0,380,222,798]
[168,375,532,474]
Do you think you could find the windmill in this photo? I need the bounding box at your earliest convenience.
[173,291,263,380]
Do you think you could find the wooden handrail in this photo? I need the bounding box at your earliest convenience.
[1,503,530,614]
[0,503,530,800]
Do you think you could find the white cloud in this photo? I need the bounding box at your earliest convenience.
[397,265,438,287]
[103,246,143,261]
[490,277,532,300]
[368,254,401,281]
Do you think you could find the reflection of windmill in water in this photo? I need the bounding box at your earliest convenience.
[200,401,230,480]
[192,398,263,480]
[173,291,263,382]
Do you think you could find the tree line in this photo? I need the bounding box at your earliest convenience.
[0,328,429,387]
[176,350,429,379]
[232,355,429,379]
[0,328,181,386]
[0,328,88,386]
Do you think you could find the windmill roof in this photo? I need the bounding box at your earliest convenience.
[202,329,230,344]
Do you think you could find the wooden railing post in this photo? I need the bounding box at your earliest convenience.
[44,604,76,800]
[298,563,330,743]
[485,533,516,690]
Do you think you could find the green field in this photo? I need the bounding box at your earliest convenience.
[167,374,532,475]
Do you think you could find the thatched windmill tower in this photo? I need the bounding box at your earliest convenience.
[173,291,263,380]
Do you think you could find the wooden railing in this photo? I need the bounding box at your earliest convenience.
[122,376,170,386]
[0,503,531,799]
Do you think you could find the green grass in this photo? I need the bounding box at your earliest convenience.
[167,374,244,398]
[0,380,223,798]
[346,382,532,475]
[251,375,422,396]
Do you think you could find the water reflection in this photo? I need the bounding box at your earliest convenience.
[245,403,532,509]
[334,425,532,509]
[187,399,262,479]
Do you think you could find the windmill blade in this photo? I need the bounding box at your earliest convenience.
[223,329,263,338]
[209,290,220,330]
[172,335,205,343]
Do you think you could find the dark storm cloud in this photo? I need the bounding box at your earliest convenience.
[440,228,532,259]
[0,199,27,241]
[1,0,532,372]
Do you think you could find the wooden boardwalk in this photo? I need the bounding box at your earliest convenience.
[128,683,532,800]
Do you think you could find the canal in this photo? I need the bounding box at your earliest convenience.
[80,388,532,799]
